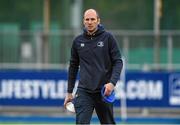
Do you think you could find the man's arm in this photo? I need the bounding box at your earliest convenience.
[64,41,79,106]
[108,33,123,86]
[104,33,123,96]
[67,41,79,93]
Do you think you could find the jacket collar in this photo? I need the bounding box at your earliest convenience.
[83,24,105,38]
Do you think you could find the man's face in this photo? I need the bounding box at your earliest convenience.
[83,10,100,33]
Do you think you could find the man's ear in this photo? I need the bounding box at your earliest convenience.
[83,22,85,26]
[83,19,85,26]
[97,18,100,24]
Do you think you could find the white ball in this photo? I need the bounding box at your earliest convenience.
[66,102,75,113]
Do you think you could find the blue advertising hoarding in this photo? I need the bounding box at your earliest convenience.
[0,70,179,107]
[125,71,169,107]
[0,70,68,106]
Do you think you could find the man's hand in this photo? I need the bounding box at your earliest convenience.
[64,93,73,108]
[104,83,115,96]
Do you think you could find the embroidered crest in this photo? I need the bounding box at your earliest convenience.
[80,43,85,47]
[97,41,104,47]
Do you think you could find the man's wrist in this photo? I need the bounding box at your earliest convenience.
[107,82,114,86]
[67,93,72,96]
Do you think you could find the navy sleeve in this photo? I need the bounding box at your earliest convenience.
[67,40,79,93]
[108,33,123,86]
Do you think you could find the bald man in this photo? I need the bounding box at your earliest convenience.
[64,9,123,124]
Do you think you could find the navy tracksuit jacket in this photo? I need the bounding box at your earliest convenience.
[68,24,123,93]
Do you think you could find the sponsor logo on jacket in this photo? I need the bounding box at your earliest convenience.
[97,41,104,47]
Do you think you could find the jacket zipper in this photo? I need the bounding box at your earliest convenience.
[90,33,95,40]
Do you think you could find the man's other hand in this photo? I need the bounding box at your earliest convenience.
[64,93,73,108]
[104,83,114,96]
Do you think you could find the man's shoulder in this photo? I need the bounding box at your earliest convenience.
[103,30,117,41]
[73,33,84,42]
[104,30,113,36]
[99,29,112,37]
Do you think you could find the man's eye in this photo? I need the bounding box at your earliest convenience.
[86,19,89,21]
[91,18,95,21]
[85,18,96,21]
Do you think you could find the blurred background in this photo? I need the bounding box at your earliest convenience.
[0,0,180,124]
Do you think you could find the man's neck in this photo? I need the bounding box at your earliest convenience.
[87,27,98,35]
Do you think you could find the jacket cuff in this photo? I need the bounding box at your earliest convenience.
[109,80,116,86]
[67,89,73,93]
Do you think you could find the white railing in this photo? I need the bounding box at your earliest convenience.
[0,30,180,70]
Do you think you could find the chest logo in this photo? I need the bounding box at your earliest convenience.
[80,43,85,47]
[97,41,104,47]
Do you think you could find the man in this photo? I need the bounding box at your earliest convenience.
[64,9,123,124]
